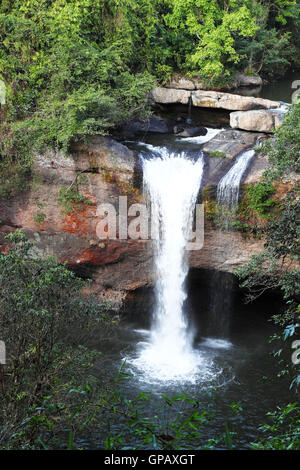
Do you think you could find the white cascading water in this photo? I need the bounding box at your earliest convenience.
[131,148,207,382]
[179,127,223,144]
[217,149,255,209]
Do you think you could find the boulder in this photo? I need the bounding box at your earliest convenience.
[151,87,190,105]
[119,115,174,136]
[165,76,196,90]
[151,87,280,111]
[176,127,208,137]
[202,129,263,159]
[71,136,135,184]
[230,109,284,132]
[235,73,263,87]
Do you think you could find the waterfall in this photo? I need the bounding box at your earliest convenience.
[186,95,193,124]
[207,149,255,342]
[217,149,255,210]
[132,148,206,382]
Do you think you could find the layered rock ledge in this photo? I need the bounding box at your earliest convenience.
[151,87,280,112]
[164,73,263,91]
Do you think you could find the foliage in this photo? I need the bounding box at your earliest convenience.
[210,151,227,158]
[236,101,300,397]
[0,249,244,452]
[164,0,257,80]
[34,211,46,226]
[264,192,300,262]
[101,385,211,449]
[58,185,94,214]
[236,0,299,77]
[245,182,277,217]
[0,230,116,448]
[250,403,300,450]
[0,1,298,195]
[261,103,300,180]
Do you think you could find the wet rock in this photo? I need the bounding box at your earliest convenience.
[202,129,263,159]
[119,115,174,137]
[173,125,185,134]
[235,73,263,87]
[176,127,207,137]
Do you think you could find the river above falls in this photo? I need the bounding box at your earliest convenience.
[235,70,300,103]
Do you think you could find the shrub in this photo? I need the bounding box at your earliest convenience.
[246,182,277,217]
[0,231,115,448]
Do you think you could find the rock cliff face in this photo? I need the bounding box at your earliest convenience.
[0,133,295,302]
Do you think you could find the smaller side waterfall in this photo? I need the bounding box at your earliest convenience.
[217,149,255,210]
[207,148,255,342]
[186,95,193,124]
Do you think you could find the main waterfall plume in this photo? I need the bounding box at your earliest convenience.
[131,148,206,382]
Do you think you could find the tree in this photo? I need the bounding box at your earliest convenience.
[236,103,300,391]
[236,0,299,76]
[164,0,256,81]
[0,230,114,448]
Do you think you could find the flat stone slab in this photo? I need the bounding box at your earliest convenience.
[192,90,280,111]
[151,87,280,111]
[151,87,190,105]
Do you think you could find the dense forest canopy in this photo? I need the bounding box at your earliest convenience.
[0,1,299,146]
